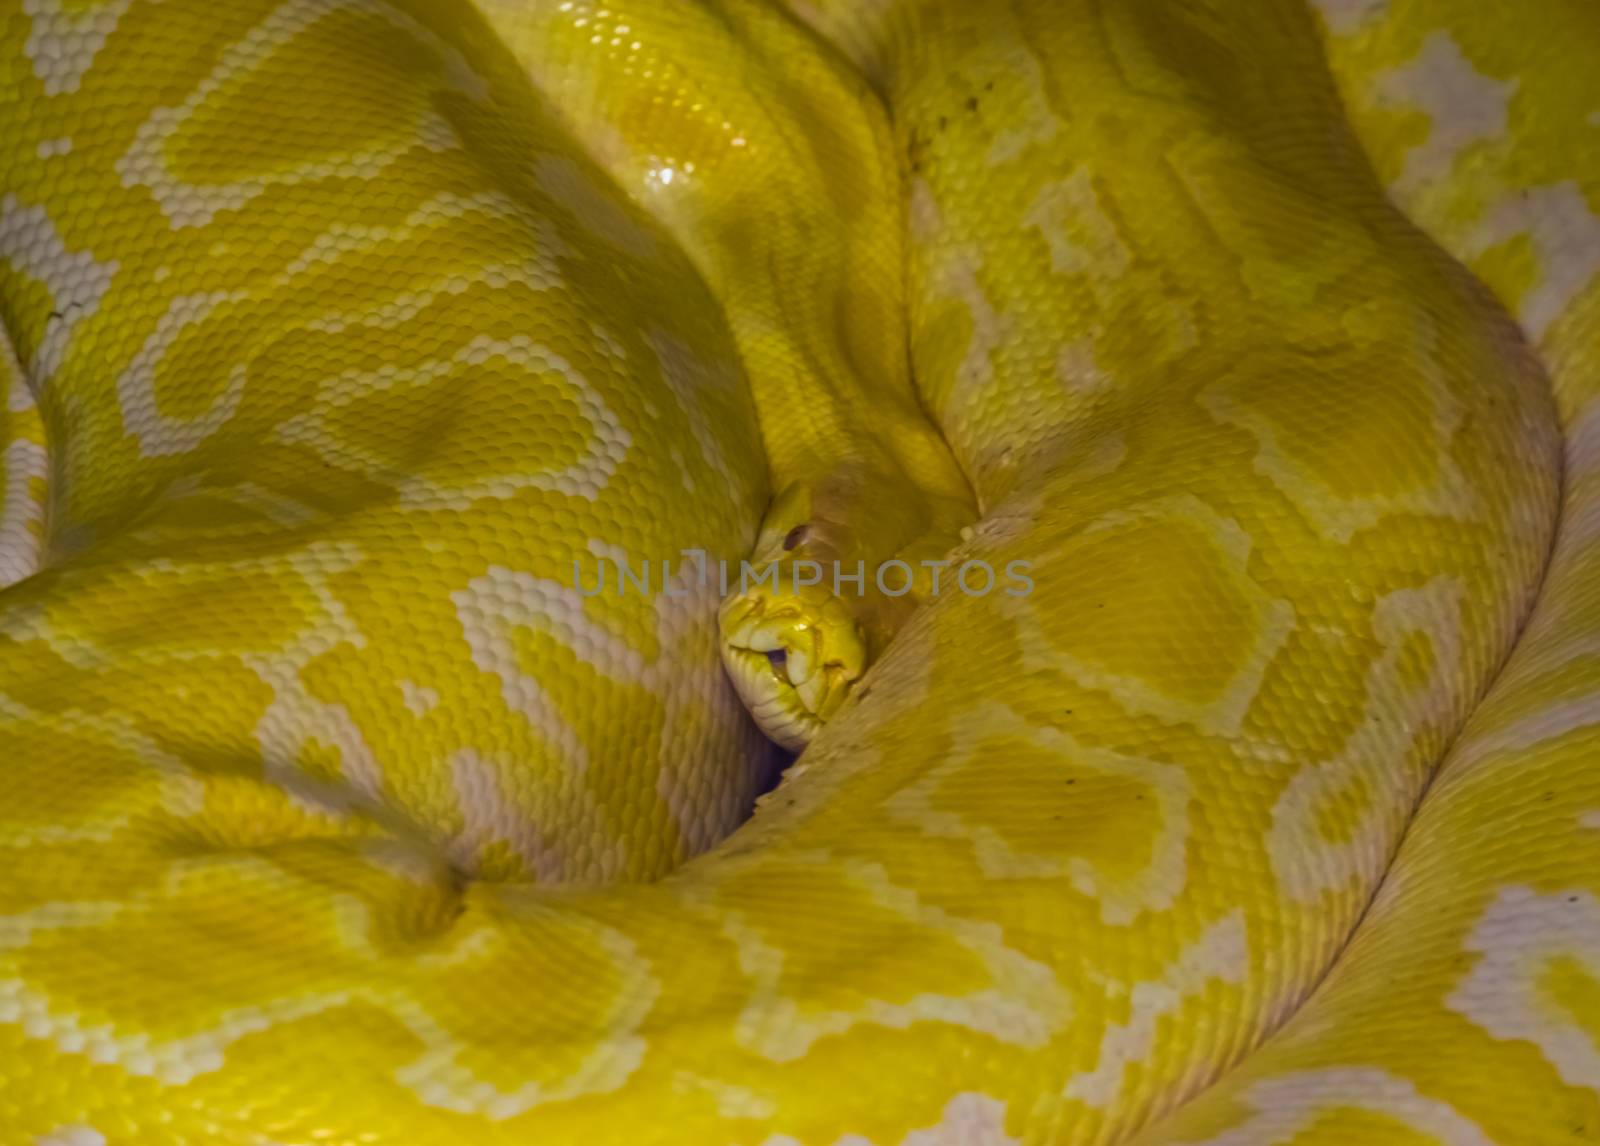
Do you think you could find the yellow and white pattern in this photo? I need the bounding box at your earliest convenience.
[0,0,1596,1143]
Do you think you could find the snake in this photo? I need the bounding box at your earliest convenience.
[0,0,1597,1141]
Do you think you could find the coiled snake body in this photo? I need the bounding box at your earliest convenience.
[0,0,1597,1142]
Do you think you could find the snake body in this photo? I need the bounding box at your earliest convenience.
[0,0,1597,1143]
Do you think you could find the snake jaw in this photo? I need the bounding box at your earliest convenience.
[719,588,867,751]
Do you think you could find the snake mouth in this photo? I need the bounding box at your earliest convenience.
[719,601,867,752]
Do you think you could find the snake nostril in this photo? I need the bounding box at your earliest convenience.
[783,524,809,551]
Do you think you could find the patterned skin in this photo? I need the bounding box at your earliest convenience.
[0,4,1591,1146]
[473,0,980,751]
[1122,3,1600,1143]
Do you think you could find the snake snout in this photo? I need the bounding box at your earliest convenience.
[718,589,868,751]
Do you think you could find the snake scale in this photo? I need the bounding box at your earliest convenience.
[1,0,1598,1141]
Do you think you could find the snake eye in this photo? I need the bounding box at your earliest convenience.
[783,524,809,551]
[765,648,788,678]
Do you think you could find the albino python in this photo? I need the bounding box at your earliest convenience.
[0,0,1597,1141]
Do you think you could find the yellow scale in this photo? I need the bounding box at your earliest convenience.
[0,0,1596,1142]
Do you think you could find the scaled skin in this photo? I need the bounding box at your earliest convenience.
[1125,2,1600,1142]
[0,1,1589,1145]
[477,0,978,748]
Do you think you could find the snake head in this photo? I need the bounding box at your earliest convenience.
[718,548,870,752]
[719,473,970,751]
